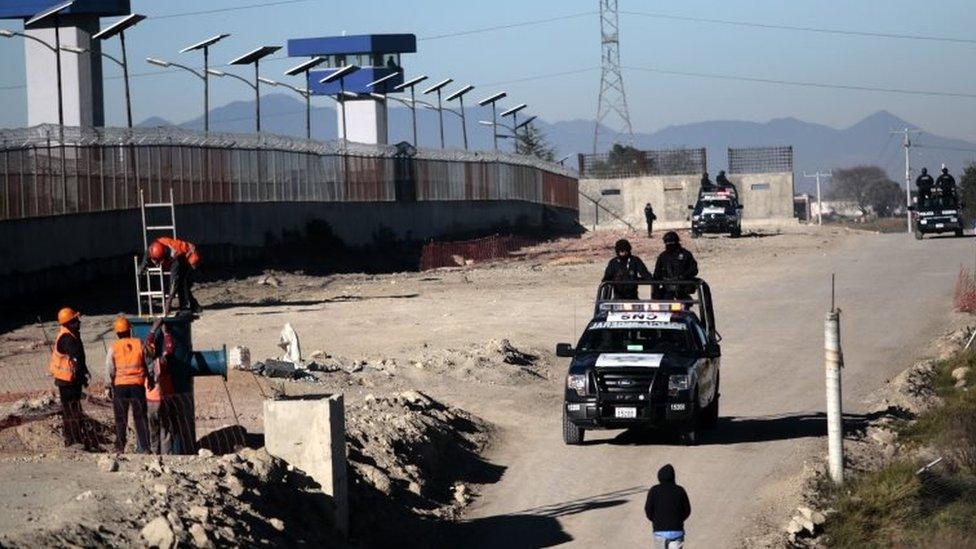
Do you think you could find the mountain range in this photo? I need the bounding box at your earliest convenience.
[138,95,976,194]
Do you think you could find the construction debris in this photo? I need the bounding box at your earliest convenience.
[277,323,302,365]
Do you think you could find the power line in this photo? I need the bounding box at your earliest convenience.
[915,143,976,154]
[622,65,976,99]
[419,11,594,41]
[478,66,599,87]
[150,0,315,21]
[622,10,976,45]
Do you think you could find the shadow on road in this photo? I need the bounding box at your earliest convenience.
[597,410,902,447]
[205,293,421,312]
[436,485,646,548]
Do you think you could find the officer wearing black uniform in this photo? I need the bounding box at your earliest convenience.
[602,239,652,300]
[699,172,716,196]
[715,170,731,187]
[916,168,934,201]
[937,167,956,197]
[644,203,657,237]
[652,232,699,300]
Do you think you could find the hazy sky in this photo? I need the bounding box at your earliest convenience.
[0,0,973,140]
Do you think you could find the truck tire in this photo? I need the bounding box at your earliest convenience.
[731,227,741,238]
[691,230,701,239]
[563,410,584,445]
[956,228,964,237]
[680,394,700,446]
[702,378,720,429]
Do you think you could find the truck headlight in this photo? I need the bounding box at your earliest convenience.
[567,374,587,396]
[668,374,690,396]
[950,217,958,223]
[920,219,928,225]
[692,215,700,221]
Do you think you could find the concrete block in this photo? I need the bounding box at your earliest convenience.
[264,394,348,536]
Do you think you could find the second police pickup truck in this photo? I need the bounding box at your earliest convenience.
[558,280,721,445]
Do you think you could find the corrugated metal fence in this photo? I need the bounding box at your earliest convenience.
[0,125,578,221]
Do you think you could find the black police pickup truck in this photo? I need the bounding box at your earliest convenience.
[557,279,721,445]
[689,190,743,238]
[911,191,964,239]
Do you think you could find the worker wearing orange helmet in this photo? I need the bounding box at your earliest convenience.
[48,307,91,449]
[139,236,202,317]
[104,316,152,453]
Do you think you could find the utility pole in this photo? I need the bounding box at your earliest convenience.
[825,274,844,485]
[593,0,634,153]
[804,171,831,226]
[891,128,921,234]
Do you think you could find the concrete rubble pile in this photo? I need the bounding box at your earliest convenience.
[0,449,340,548]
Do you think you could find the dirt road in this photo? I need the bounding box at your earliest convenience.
[1,228,971,546]
[450,232,973,548]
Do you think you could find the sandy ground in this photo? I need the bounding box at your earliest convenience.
[0,225,972,546]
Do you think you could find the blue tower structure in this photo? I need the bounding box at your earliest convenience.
[287,33,416,144]
[0,1,131,127]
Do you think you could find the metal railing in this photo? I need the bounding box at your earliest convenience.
[0,125,578,221]
[578,147,707,179]
[728,146,793,174]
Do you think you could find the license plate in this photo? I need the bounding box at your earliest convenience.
[614,407,637,419]
[670,403,687,411]
[935,223,944,228]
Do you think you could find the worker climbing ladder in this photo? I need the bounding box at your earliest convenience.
[133,188,177,317]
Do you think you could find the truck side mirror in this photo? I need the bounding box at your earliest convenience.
[737,204,744,209]
[556,343,575,358]
[704,342,721,358]
[687,205,694,210]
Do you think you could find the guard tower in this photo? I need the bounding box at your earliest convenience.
[0,0,131,127]
[287,33,416,145]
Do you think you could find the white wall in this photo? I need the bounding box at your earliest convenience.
[25,18,103,128]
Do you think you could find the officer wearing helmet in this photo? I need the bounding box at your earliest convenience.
[653,232,699,300]
[602,239,652,299]
[139,236,202,317]
[936,166,957,198]
[916,167,934,201]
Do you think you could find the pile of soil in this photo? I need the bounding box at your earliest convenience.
[412,339,550,385]
[0,449,339,548]
[345,390,494,544]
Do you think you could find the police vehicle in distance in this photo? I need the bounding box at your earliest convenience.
[910,185,964,239]
[557,279,720,446]
[688,189,743,238]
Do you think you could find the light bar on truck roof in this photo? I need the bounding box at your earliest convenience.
[598,302,686,312]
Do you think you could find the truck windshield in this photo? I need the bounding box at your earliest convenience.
[578,326,694,353]
[695,200,734,214]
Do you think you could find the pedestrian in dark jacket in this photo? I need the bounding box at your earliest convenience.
[652,232,698,300]
[645,463,691,548]
[602,239,652,300]
[699,172,715,196]
[644,203,657,237]
[916,168,934,201]
[937,166,957,197]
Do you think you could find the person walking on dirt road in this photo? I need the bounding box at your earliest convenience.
[602,239,652,300]
[644,203,657,237]
[645,463,691,548]
[49,307,92,449]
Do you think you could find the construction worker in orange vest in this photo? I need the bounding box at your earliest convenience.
[104,316,151,453]
[145,325,175,455]
[139,236,202,318]
[49,307,91,449]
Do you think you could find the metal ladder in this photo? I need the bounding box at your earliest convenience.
[133,188,177,317]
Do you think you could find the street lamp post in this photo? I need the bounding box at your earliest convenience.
[501,103,527,154]
[477,92,507,151]
[445,84,474,150]
[393,75,428,146]
[319,65,360,144]
[229,46,282,133]
[422,78,453,149]
[479,115,535,155]
[283,57,327,140]
[89,14,146,128]
[180,34,230,132]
